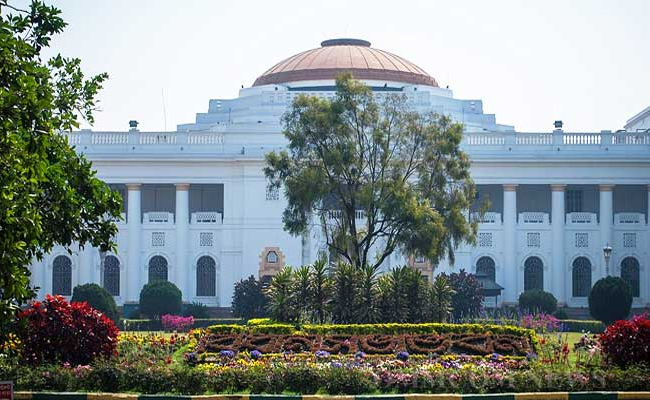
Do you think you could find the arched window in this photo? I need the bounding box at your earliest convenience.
[196,256,217,297]
[476,256,496,281]
[266,251,278,264]
[148,256,168,283]
[572,257,592,297]
[621,257,640,297]
[52,255,72,296]
[103,255,120,296]
[524,256,544,291]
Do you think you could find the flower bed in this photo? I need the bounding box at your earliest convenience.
[192,332,535,358]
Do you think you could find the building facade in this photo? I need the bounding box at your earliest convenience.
[30,39,650,308]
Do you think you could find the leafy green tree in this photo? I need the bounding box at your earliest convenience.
[231,275,268,320]
[265,267,296,322]
[428,275,456,322]
[265,74,477,269]
[309,258,331,324]
[0,1,122,335]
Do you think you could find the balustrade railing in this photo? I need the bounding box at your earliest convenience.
[92,132,129,144]
[472,211,501,224]
[519,212,549,224]
[327,210,366,220]
[566,212,597,225]
[516,133,552,145]
[615,212,645,225]
[191,211,222,224]
[143,212,174,224]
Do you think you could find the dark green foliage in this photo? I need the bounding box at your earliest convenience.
[589,276,633,325]
[265,74,478,270]
[183,301,210,318]
[139,281,182,319]
[71,283,119,322]
[442,269,484,320]
[309,258,332,324]
[231,275,268,320]
[428,275,456,322]
[330,262,358,323]
[518,289,558,314]
[265,267,296,322]
[0,1,121,337]
[553,308,569,320]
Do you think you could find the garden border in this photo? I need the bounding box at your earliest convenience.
[13,392,650,400]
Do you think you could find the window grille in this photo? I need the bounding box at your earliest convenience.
[572,257,592,297]
[266,186,279,201]
[200,232,213,247]
[148,256,168,283]
[524,256,544,291]
[526,232,541,248]
[52,255,72,296]
[575,232,588,248]
[623,233,636,248]
[103,255,120,296]
[621,257,640,297]
[196,256,217,296]
[152,232,165,247]
[476,256,496,281]
[478,232,492,247]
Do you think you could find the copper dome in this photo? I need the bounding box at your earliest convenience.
[252,38,438,87]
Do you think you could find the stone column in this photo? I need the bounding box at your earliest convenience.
[79,244,94,285]
[41,257,49,299]
[175,183,190,302]
[503,184,518,304]
[599,184,614,277]
[647,185,650,225]
[551,184,566,304]
[126,183,142,302]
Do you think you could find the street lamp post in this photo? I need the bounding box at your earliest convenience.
[603,243,612,276]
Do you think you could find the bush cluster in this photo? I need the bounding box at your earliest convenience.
[599,314,650,367]
[440,269,484,320]
[589,277,632,325]
[518,290,557,314]
[139,281,182,319]
[71,283,119,322]
[16,295,119,365]
[232,275,268,320]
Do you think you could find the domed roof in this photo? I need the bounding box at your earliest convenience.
[252,38,438,87]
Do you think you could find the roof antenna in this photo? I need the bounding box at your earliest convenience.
[161,88,168,132]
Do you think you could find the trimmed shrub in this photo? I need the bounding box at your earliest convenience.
[139,281,182,319]
[600,314,650,367]
[183,301,210,318]
[17,295,119,365]
[589,276,632,325]
[441,269,484,320]
[518,290,557,314]
[553,308,569,320]
[559,319,605,333]
[71,283,119,322]
[232,275,268,320]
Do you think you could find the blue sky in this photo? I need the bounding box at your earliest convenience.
[9,0,650,132]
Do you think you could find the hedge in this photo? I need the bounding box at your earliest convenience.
[120,318,242,331]
[560,319,605,333]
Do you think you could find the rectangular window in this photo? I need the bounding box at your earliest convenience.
[566,190,583,213]
[152,232,165,247]
[623,233,636,248]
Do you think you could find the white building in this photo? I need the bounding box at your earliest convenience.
[30,39,650,310]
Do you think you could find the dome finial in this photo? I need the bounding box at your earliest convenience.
[321,38,371,47]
